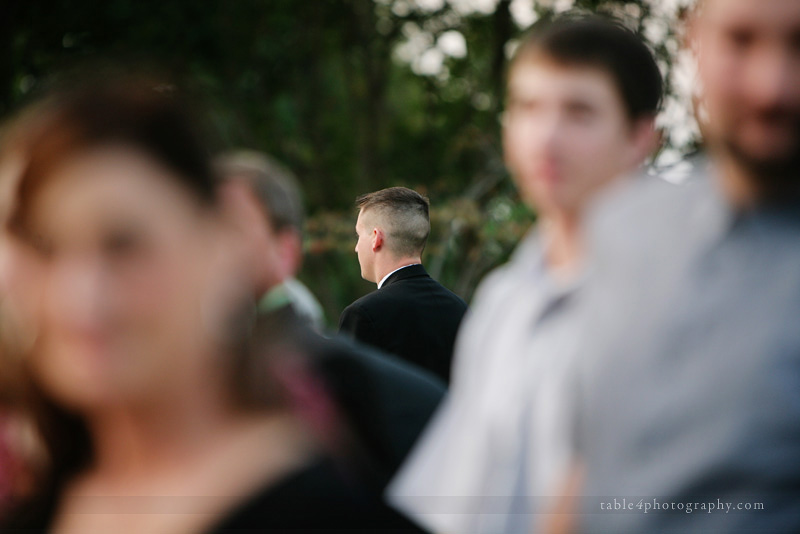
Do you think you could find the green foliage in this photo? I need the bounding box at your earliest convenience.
[1,0,692,326]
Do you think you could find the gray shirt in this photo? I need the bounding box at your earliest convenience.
[388,230,581,534]
[570,163,800,533]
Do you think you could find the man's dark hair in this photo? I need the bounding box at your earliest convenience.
[215,150,304,233]
[356,187,430,258]
[509,15,664,121]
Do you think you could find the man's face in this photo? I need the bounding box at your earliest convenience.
[694,0,800,179]
[503,58,645,218]
[354,209,375,283]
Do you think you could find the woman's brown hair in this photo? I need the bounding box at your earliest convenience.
[0,71,324,523]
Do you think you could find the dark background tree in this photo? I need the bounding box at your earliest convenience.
[1,0,696,325]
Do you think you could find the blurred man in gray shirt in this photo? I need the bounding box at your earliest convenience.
[388,16,663,534]
[564,0,800,532]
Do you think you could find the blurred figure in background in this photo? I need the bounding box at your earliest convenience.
[213,150,324,330]
[560,0,800,531]
[216,151,446,491]
[340,187,467,383]
[389,15,662,534]
[0,72,422,533]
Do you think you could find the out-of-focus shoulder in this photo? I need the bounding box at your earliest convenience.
[584,155,712,258]
[469,230,542,308]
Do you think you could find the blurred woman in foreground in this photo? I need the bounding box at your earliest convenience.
[0,73,420,533]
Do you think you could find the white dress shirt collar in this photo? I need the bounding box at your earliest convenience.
[378,263,420,289]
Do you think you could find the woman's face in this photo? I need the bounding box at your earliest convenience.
[24,145,241,411]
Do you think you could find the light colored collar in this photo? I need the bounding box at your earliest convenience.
[378,263,421,289]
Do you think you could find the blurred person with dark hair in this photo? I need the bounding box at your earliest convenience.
[339,187,467,383]
[389,15,662,534]
[0,72,422,533]
[553,0,800,532]
[215,151,446,491]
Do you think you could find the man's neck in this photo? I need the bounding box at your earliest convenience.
[715,154,762,210]
[714,149,800,209]
[542,213,583,282]
[375,258,421,288]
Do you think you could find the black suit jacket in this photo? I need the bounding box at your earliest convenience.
[338,264,467,383]
[260,305,446,490]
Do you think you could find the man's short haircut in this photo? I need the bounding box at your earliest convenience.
[356,186,430,258]
[215,150,304,233]
[509,15,663,121]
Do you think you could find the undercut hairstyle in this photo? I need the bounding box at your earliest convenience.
[509,15,663,121]
[356,186,430,258]
[215,150,304,233]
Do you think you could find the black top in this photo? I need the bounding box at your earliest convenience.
[208,456,424,533]
[1,457,425,533]
[1,304,444,533]
[338,265,467,383]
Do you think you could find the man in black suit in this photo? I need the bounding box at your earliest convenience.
[215,152,445,489]
[339,187,467,383]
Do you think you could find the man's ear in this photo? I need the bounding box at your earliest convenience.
[371,228,384,252]
[627,117,660,169]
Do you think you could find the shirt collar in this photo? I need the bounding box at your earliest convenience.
[258,283,292,313]
[515,229,585,301]
[378,263,421,289]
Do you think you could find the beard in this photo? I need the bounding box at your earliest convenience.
[720,109,800,203]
